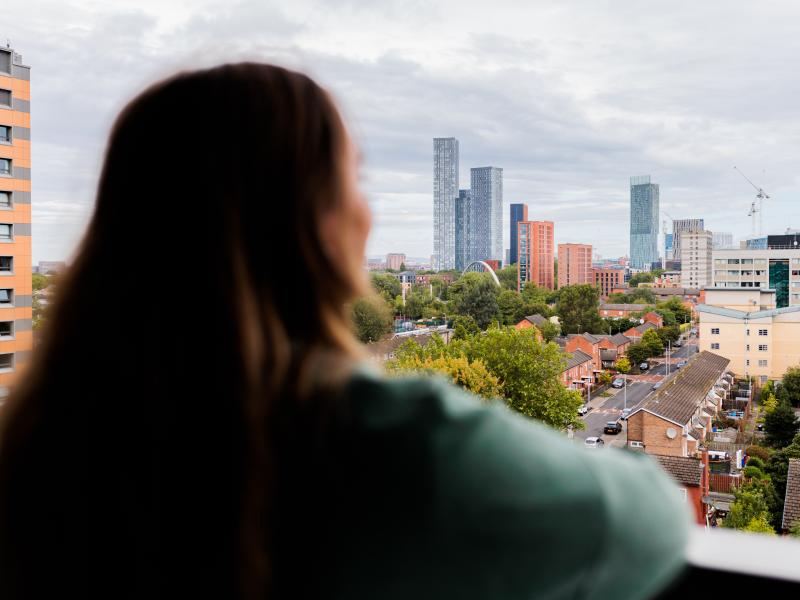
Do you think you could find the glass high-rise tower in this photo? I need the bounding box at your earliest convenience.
[470,167,503,263]
[629,175,660,269]
[433,137,459,271]
[455,189,471,271]
[509,203,527,265]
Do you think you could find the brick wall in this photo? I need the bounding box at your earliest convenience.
[626,411,685,456]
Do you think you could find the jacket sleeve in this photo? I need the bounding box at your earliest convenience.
[425,377,691,600]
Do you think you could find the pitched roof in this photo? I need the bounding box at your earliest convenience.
[600,349,618,361]
[610,333,630,346]
[600,303,650,311]
[627,322,658,336]
[633,351,730,426]
[654,455,703,487]
[782,458,800,531]
[697,304,800,320]
[567,332,601,344]
[563,348,593,371]
[524,314,548,326]
[652,288,701,296]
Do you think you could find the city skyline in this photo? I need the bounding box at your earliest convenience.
[4,1,800,263]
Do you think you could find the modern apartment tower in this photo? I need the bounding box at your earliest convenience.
[557,243,593,288]
[0,46,32,396]
[470,167,503,263]
[509,203,528,265]
[679,230,713,289]
[454,189,471,271]
[517,220,554,291]
[629,175,660,269]
[433,137,459,271]
[672,218,704,261]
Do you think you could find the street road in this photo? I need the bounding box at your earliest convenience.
[574,335,699,443]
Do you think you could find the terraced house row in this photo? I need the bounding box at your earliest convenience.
[0,46,32,396]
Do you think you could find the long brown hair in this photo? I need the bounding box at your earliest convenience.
[0,63,365,598]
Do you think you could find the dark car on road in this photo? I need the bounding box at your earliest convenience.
[604,420,623,435]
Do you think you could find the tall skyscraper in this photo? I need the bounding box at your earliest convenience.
[629,175,660,269]
[557,243,593,288]
[671,218,704,260]
[509,203,528,265]
[470,167,503,262]
[433,137,459,271]
[0,46,32,396]
[518,220,554,291]
[455,189,471,271]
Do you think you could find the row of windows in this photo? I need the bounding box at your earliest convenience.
[743,359,769,368]
[711,342,768,352]
[711,328,768,335]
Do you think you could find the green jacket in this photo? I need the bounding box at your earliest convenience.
[275,367,689,599]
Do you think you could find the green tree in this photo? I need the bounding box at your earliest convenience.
[538,320,560,343]
[724,487,770,530]
[556,284,602,335]
[386,353,502,400]
[370,273,401,301]
[351,295,394,343]
[448,273,501,329]
[641,328,664,356]
[780,366,800,406]
[497,289,527,326]
[657,297,692,324]
[762,393,778,414]
[602,317,637,335]
[626,343,651,367]
[628,272,656,287]
[465,327,584,429]
[657,325,680,346]
[743,516,775,535]
[399,262,406,271]
[452,315,480,340]
[496,265,519,291]
[615,357,631,374]
[404,289,432,320]
[764,401,800,448]
[32,273,50,292]
[628,288,656,304]
[765,433,800,503]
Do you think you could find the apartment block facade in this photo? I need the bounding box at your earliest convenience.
[672,218,704,261]
[0,46,32,395]
[592,267,625,297]
[557,243,592,288]
[454,189,471,271]
[386,253,405,271]
[680,230,712,289]
[697,288,800,382]
[711,248,800,308]
[517,220,554,291]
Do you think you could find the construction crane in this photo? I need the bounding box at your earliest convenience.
[734,166,769,236]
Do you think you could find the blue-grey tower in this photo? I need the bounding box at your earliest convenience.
[455,189,472,271]
[470,166,503,262]
[629,175,660,269]
[433,137,459,271]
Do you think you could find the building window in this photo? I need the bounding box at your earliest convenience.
[711,343,720,350]
[0,159,9,176]
[0,321,12,337]
[758,344,768,351]
[746,359,750,366]
[0,192,9,208]
[0,353,12,370]
[0,224,10,241]
[746,329,750,336]
[758,329,768,336]
[759,360,768,368]
[746,345,750,351]
[0,289,12,305]
[0,257,11,272]
[0,125,9,144]
[0,89,10,108]
[761,375,769,384]
[0,51,9,74]
[629,441,644,448]
[711,328,720,335]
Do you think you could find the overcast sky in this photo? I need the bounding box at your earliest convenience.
[5,0,800,263]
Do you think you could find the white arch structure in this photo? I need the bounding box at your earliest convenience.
[462,261,501,286]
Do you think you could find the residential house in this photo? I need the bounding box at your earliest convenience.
[654,455,708,525]
[596,333,631,368]
[626,351,730,456]
[782,458,800,534]
[516,314,548,330]
[367,329,453,362]
[600,303,650,318]
[623,321,659,341]
[560,348,594,390]
[643,311,664,328]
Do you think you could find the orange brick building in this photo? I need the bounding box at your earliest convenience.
[592,267,625,297]
[557,243,592,288]
[0,47,32,395]
[517,220,554,291]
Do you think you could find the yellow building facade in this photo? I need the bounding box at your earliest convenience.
[697,288,800,383]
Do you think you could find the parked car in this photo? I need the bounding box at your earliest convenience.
[652,381,663,391]
[612,378,626,389]
[578,404,590,416]
[673,340,682,348]
[676,361,687,369]
[604,421,623,435]
[620,408,632,420]
[584,437,605,448]
[639,362,649,371]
